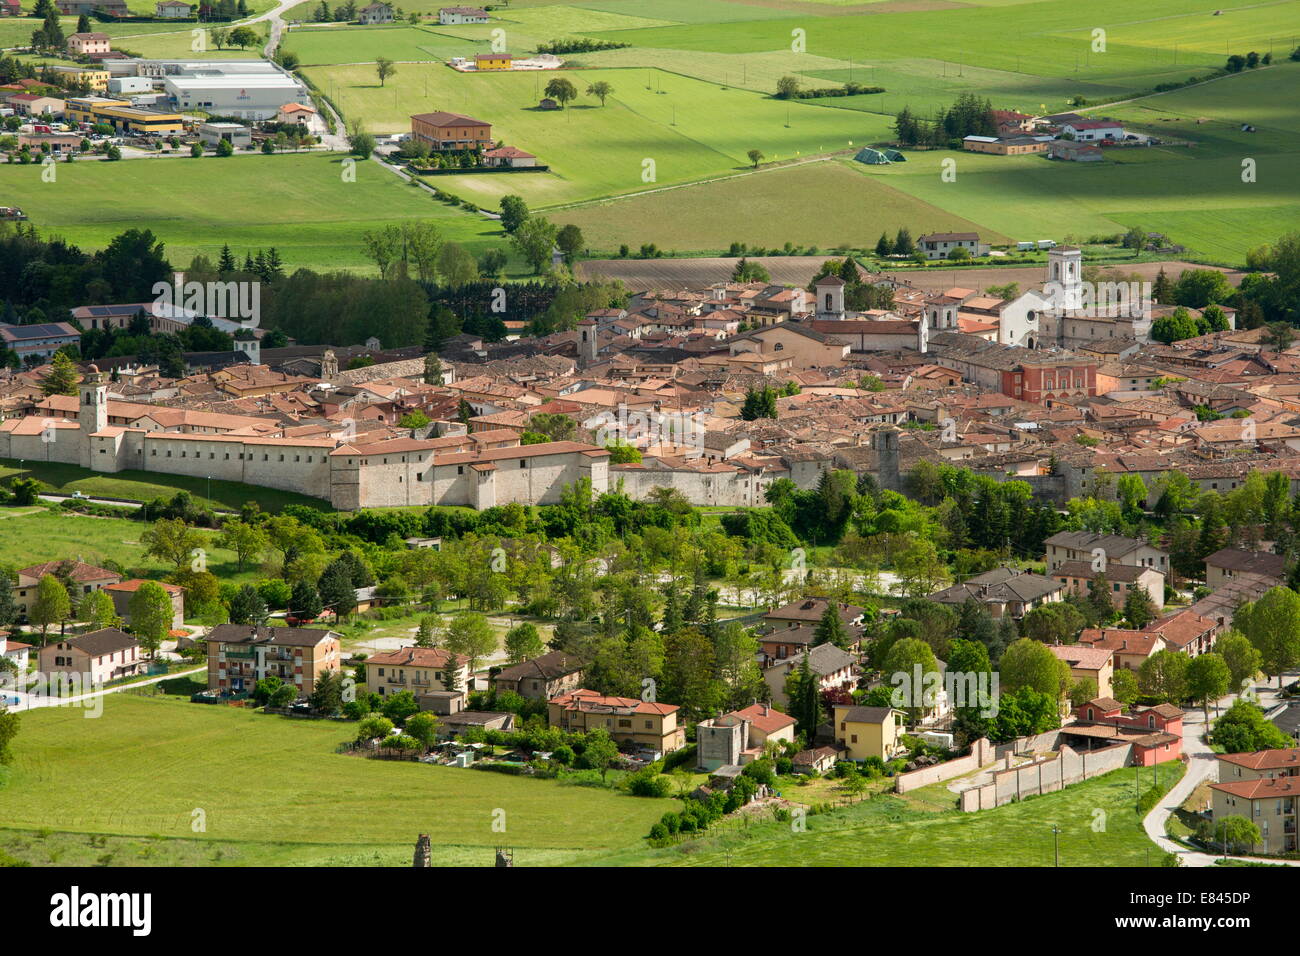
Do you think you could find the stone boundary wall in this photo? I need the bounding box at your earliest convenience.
[959,741,1133,811]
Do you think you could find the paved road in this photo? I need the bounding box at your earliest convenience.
[39,493,141,509]
[1142,676,1300,867]
[5,665,205,713]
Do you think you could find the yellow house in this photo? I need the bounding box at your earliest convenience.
[364,646,472,698]
[833,704,903,761]
[474,52,512,70]
[548,688,685,754]
[51,66,110,91]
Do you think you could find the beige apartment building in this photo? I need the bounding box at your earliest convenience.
[207,624,341,697]
[1210,776,1298,855]
[548,689,685,754]
[363,646,472,698]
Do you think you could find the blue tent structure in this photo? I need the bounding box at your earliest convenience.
[881,148,907,162]
[854,147,890,165]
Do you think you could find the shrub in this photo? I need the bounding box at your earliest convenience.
[627,767,672,797]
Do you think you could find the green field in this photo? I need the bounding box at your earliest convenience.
[0,689,1183,867]
[304,62,892,207]
[0,459,331,512]
[861,63,1300,263]
[587,762,1185,866]
[0,152,506,274]
[285,24,489,65]
[557,157,1009,253]
[583,0,1298,88]
[0,508,256,582]
[0,694,674,866]
[12,0,1299,268]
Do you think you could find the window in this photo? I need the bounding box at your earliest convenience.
[519,460,527,469]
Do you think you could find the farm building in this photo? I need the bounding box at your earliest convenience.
[917,232,990,260]
[1048,140,1103,162]
[1059,120,1124,141]
[410,110,492,151]
[484,145,537,168]
[357,2,393,23]
[439,5,487,23]
[474,53,513,71]
[963,135,1047,156]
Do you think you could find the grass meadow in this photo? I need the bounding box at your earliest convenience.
[587,762,1185,866]
[0,694,675,866]
[0,152,507,273]
[0,459,332,512]
[555,158,1009,253]
[0,690,1183,867]
[0,508,257,582]
[8,0,1297,267]
[304,62,892,204]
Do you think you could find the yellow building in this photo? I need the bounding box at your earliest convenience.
[473,52,512,70]
[65,96,183,134]
[98,104,184,135]
[66,95,129,124]
[833,704,903,762]
[364,646,473,698]
[51,66,111,91]
[548,688,685,754]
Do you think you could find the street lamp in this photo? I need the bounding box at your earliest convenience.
[1050,824,1060,866]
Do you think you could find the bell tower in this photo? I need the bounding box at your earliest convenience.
[577,318,598,368]
[79,364,108,435]
[814,275,845,320]
[1046,246,1083,311]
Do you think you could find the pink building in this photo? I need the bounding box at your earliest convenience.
[39,628,142,688]
[1066,698,1184,766]
[67,32,111,57]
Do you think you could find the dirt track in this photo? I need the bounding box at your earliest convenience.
[577,256,1244,291]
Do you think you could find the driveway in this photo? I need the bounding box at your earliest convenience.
[1142,675,1300,867]
[5,665,205,712]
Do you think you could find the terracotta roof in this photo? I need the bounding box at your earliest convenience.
[18,560,119,584]
[104,578,183,594]
[728,703,797,735]
[1210,776,1300,800]
[550,688,678,717]
[1217,749,1300,772]
[367,646,468,669]
[410,110,491,127]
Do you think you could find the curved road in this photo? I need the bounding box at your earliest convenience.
[1143,677,1300,867]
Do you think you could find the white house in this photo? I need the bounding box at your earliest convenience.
[439,5,488,24]
[1059,120,1124,142]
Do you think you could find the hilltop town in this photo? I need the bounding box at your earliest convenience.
[1,0,1299,891]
